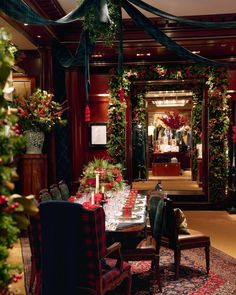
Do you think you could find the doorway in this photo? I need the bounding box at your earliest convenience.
[131,82,204,194]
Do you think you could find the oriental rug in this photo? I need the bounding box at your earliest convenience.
[21,238,236,295]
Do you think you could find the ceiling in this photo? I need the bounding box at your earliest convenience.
[57,0,236,17]
[1,0,236,65]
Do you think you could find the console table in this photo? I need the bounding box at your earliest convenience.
[18,154,48,199]
[152,162,180,176]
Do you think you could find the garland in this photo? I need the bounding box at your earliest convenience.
[108,64,229,203]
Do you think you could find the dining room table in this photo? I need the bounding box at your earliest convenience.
[73,187,148,246]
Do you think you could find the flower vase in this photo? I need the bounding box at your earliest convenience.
[24,130,45,154]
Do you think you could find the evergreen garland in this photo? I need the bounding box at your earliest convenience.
[0,28,25,291]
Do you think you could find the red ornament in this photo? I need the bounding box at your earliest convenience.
[119,87,125,103]
[85,104,90,122]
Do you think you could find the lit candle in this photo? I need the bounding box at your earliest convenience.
[91,191,95,205]
[95,172,99,194]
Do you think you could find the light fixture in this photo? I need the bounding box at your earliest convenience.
[152,99,189,107]
[148,90,193,107]
[148,125,155,136]
[192,50,200,54]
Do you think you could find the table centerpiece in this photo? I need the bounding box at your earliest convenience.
[79,158,124,193]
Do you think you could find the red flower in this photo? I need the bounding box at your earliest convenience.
[161,111,187,129]
[116,174,122,182]
[86,178,96,187]
[105,182,114,190]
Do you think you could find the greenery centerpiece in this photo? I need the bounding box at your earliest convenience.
[79,158,124,193]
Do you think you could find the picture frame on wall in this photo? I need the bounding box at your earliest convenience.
[89,123,107,147]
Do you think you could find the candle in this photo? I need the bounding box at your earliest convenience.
[91,191,95,205]
[95,172,99,194]
[101,185,105,194]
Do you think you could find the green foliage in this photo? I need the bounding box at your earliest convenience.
[107,72,130,164]
[0,28,25,291]
[82,0,120,46]
[132,90,147,126]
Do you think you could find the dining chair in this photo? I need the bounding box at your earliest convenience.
[121,195,166,292]
[161,197,210,279]
[39,201,132,295]
[27,213,42,295]
[58,180,70,200]
[39,188,52,202]
[49,183,62,200]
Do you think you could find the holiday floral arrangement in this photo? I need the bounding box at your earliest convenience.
[160,111,187,130]
[13,88,67,133]
[79,158,124,192]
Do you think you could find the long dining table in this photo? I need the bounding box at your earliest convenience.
[73,188,148,248]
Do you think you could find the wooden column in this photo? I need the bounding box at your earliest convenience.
[38,46,56,185]
[65,68,87,191]
[18,154,48,199]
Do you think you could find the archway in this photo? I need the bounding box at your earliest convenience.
[107,64,229,203]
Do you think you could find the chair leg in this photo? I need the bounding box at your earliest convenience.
[153,255,162,292]
[205,245,210,274]
[174,249,181,280]
[29,257,36,293]
[34,271,41,295]
[123,275,132,295]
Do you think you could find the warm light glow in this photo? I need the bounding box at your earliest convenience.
[152,99,189,107]
[148,125,155,136]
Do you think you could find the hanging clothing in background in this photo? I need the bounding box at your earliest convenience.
[132,124,146,180]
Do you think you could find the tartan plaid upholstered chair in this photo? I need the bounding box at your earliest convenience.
[39,201,132,295]
[27,213,42,295]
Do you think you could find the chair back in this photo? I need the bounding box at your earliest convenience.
[58,180,70,200]
[39,188,52,202]
[149,195,165,243]
[39,201,107,295]
[162,198,178,248]
[49,184,62,200]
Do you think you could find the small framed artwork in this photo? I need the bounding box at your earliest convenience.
[89,123,107,147]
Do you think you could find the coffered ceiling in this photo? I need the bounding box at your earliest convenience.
[1,0,236,66]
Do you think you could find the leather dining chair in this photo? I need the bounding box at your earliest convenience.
[161,198,210,279]
[58,180,70,200]
[39,188,52,202]
[49,184,62,200]
[39,201,132,295]
[121,196,166,292]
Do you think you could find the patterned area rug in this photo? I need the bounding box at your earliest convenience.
[21,238,236,295]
